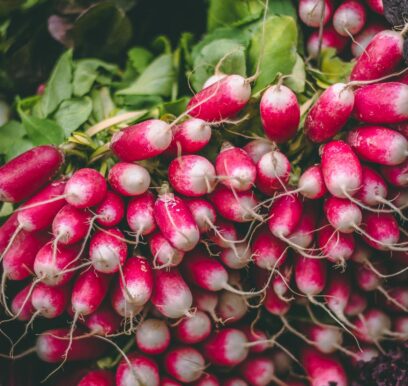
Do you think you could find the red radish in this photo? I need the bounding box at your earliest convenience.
[211,186,260,223]
[94,191,125,228]
[186,198,217,234]
[167,118,211,155]
[344,290,368,316]
[209,219,238,248]
[347,126,408,166]
[84,304,121,336]
[127,191,156,239]
[0,145,63,203]
[354,165,388,206]
[264,284,291,315]
[108,162,150,196]
[294,255,327,297]
[321,140,363,198]
[324,271,351,319]
[324,196,362,233]
[89,228,127,274]
[240,355,276,386]
[219,243,252,269]
[354,83,408,124]
[307,26,348,58]
[203,74,227,89]
[260,84,300,143]
[149,231,184,268]
[135,318,170,355]
[161,377,182,386]
[0,212,18,253]
[301,348,347,386]
[256,151,291,194]
[353,308,391,343]
[272,263,293,299]
[352,23,386,57]
[11,283,35,321]
[243,139,273,164]
[384,286,408,311]
[216,290,248,323]
[111,119,172,162]
[191,287,220,322]
[164,346,205,383]
[252,227,288,270]
[169,155,216,196]
[31,283,69,318]
[298,164,327,199]
[365,0,383,13]
[77,370,115,386]
[116,353,159,386]
[175,310,211,344]
[64,168,107,208]
[317,223,355,263]
[381,159,408,187]
[351,31,403,81]
[333,0,366,36]
[304,324,345,354]
[151,268,193,318]
[203,328,249,366]
[110,281,142,319]
[392,121,408,138]
[242,326,268,353]
[305,83,355,143]
[268,194,302,239]
[154,191,200,252]
[187,75,251,122]
[394,316,408,337]
[288,201,318,248]
[192,374,219,386]
[361,212,400,250]
[298,0,333,27]
[224,377,248,386]
[215,143,256,192]
[34,243,80,286]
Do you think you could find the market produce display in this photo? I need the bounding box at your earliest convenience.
[0,0,407,385]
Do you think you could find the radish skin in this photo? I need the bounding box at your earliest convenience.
[135,318,170,355]
[94,191,125,228]
[333,0,366,36]
[108,162,151,197]
[298,0,333,27]
[164,346,205,383]
[116,353,159,386]
[307,27,348,58]
[127,191,156,238]
[77,370,115,386]
[352,23,386,57]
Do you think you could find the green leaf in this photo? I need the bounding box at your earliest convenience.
[116,94,163,109]
[248,16,298,93]
[284,54,306,93]
[54,97,93,136]
[91,87,116,123]
[41,50,73,117]
[0,120,26,154]
[159,97,190,116]
[127,47,153,75]
[320,48,354,85]
[6,138,33,162]
[269,0,297,19]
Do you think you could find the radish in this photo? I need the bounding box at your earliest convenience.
[94,190,125,228]
[324,271,351,319]
[264,284,291,315]
[11,283,35,321]
[211,186,260,223]
[301,347,347,386]
[215,143,256,192]
[169,155,216,196]
[216,290,248,323]
[154,191,200,251]
[351,22,386,57]
[271,350,293,375]
[243,139,273,164]
[89,228,127,274]
[354,165,388,207]
[116,353,159,386]
[305,83,355,143]
[381,159,408,187]
[209,218,238,249]
[333,0,366,36]
[298,164,327,200]
[219,243,252,269]
[167,118,211,155]
[36,328,107,363]
[256,151,291,194]
[191,287,220,323]
[149,231,184,268]
[110,281,142,319]
[31,283,69,319]
[108,162,150,197]
[288,201,318,249]
[298,0,333,27]
[77,370,115,386]
[127,191,156,240]
[271,262,293,300]
[321,140,363,198]
[347,126,408,166]
[307,26,348,58]
[192,374,220,386]
[361,212,401,250]
[0,145,64,203]
[111,119,172,162]
[240,355,277,386]
[365,0,383,13]
[353,82,408,124]
[383,286,408,312]
[135,318,170,355]
[151,268,193,318]
[304,324,346,354]
[164,346,205,383]
[174,310,211,344]
[186,75,251,122]
[161,377,182,386]
[344,290,368,316]
[242,326,268,353]
[260,84,300,143]
[185,198,217,234]
[324,196,362,233]
[394,316,408,337]
[392,121,408,138]
[353,308,391,343]
[84,304,122,336]
[294,255,327,298]
[224,378,248,386]
[350,346,379,365]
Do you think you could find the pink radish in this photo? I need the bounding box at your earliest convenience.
[288,201,318,248]
[305,83,355,143]
[94,191,125,227]
[304,324,345,354]
[209,219,238,248]
[344,290,368,316]
[110,281,142,319]
[111,119,171,162]
[301,347,347,386]
[186,75,251,122]
[135,318,170,355]
[185,198,217,234]
[161,377,182,386]
[294,255,327,297]
[151,268,193,318]
[203,74,228,89]
[219,243,252,269]
[240,355,276,386]
[298,164,327,199]
[149,231,184,268]
[169,155,216,196]
[36,328,107,363]
[89,228,127,273]
[353,308,391,343]
[350,346,379,364]
[307,26,348,58]
[164,346,205,383]
[383,286,408,311]
[321,140,363,198]
[347,126,408,166]
[365,0,383,13]
[298,0,333,27]
[243,139,273,163]
[324,196,362,233]
[256,151,291,194]
[394,316,408,337]
[0,145,64,203]
[354,165,388,206]
[215,143,256,192]
[264,284,291,315]
[127,191,156,239]
[167,118,211,155]
[224,377,248,386]
[271,263,293,299]
[381,159,408,187]
[154,191,200,252]
[31,283,69,318]
[361,212,400,250]
[216,290,248,323]
[353,82,408,124]
[191,287,220,322]
[174,310,211,344]
[84,304,121,336]
[324,271,351,319]
[64,168,107,208]
[77,370,115,386]
[108,162,150,196]
[11,283,35,321]
[317,223,355,263]
[333,0,366,36]
[242,326,268,353]
[260,84,300,143]
[351,23,386,57]
[192,374,220,386]
[116,353,159,386]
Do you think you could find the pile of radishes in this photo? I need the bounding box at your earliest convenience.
[0,2,407,385]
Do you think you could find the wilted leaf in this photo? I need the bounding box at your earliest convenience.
[54,97,93,135]
[320,48,354,84]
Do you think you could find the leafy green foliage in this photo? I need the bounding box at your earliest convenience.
[54,97,93,136]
